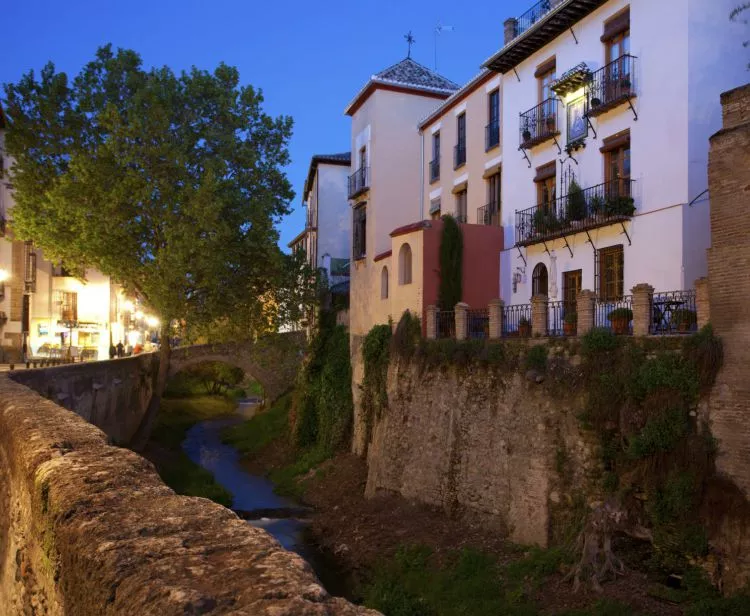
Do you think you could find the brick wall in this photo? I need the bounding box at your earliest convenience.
[708,82,750,497]
[10,240,24,322]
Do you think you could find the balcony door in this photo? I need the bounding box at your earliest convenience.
[605,142,631,198]
[563,270,582,312]
[605,29,631,101]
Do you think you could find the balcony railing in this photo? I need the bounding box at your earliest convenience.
[651,290,698,335]
[586,55,637,117]
[485,121,500,151]
[595,295,633,335]
[477,202,502,227]
[514,0,565,41]
[429,158,440,183]
[519,98,559,149]
[454,143,466,169]
[348,167,370,199]
[515,179,635,246]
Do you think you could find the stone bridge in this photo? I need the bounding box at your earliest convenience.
[169,331,306,402]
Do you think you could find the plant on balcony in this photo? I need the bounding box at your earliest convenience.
[606,307,633,335]
[605,195,636,217]
[519,317,531,338]
[522,119,532,143]
[563,311,577,336]
[671,308,697,333]
[545,115,556,132]
[533,209,562,237]
[566,179,587,222]
[588,194,605,217]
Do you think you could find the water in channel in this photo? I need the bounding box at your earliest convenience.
[180,400,348,597]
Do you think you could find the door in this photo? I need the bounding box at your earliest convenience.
[563,270,582,312]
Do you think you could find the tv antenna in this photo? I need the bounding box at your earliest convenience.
[434,22,454,70]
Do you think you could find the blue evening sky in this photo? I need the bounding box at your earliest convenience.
[3,0,526,250]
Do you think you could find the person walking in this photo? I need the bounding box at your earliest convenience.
[116,341,124,358]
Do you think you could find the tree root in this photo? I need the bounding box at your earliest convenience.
[565,500,630,592]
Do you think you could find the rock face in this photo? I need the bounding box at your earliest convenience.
[0,376,378,615]
[364,358,595,547]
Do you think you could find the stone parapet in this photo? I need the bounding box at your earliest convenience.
[455,303,469,341]
[425,305,438,340]
[488,299,504,340]
[531,295,548,337]
[631,283,654,337]
[0,376,376,616]
[576,290,596,336]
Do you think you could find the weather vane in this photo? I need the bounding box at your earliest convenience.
[404,31,415,58]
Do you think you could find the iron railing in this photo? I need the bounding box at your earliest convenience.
[485,121,500,151]
[454,143,466,169]
[348,167,369,199]
[436,311,455,339]
[519,98,559,149]
[468,309,489,339]
[513,0,563,40]
[546,301,563,337]
[429,158,440,183]
[587,55,637,117]
[595,295,633,335]
[651,290,697,335]
[515,178,635,246]
[502,303,532,337]
[478,202,502,227]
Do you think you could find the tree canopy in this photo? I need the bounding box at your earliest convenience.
[3,44,300,339]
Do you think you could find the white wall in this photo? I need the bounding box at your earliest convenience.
[316,163,351,266]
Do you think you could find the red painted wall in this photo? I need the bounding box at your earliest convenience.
[420,220,505,331]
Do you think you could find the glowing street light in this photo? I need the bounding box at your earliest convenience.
[146,316,159,328]
[134,310,145,320]
[0,268,9,283]
[123,300,135,312]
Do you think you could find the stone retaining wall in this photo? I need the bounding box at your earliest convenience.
[0,375,376,615]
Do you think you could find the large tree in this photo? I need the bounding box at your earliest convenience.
[3,45,297,445]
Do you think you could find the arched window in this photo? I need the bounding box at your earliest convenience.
[399,243,412,285]
[532,263,548,298]
[381,266,389,299]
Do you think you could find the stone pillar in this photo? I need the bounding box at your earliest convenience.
[503,18,518,45]
[425,305,438,340]
[455,302,469,341]
[531,295,548,337]
[631,283,654,337]
[576,290,596,336]
[488,299,504,340]
[695,277,710,330]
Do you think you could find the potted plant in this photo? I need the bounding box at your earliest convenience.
[590,95,602,108]
[519,317,531,338]
[563,312,577,336]
[620,77,632,91]
[671,308,697,333]
[546,115,556,132]
[605,195,636,217]
[566,179,587,222]
[522,120,532,143]
[588,194,605,217]
[607,307,633,335]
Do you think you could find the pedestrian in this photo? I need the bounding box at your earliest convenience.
[109,343,117,360]
[116,341,124,358]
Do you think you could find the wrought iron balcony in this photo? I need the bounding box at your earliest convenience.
[454,143,466,169]
[514,0,566,41]
[519,98,559,149]
[348,167,370,199]
[586,55,637,118]
[485,121,500,151]
[478,202,502,227]
[515,179,635,246]
[429,158,440,183]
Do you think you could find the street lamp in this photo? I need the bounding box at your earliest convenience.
[0,268,9,283]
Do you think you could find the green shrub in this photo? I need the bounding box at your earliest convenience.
[362,324,392,442]
[564,311,578,325]
[392,311,422,359]
[606,307,633,322]
[439,216,463,311]
[222,393,292,456]
[685,595,750,616]
[567,179,587,221]
[629,353,699,406]
[628,407,689,458]
[525,344,548,371]
[581,328,620,357]
[683,324,723,392]
[672,308,697,328]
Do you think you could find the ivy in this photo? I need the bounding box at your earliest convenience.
[361,323,392,445]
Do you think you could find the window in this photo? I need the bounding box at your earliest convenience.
[455,188,467,223]
[381,266,389,299]
[359,146,367,170]
[430,197,441,220]
[532,263,548,298]
[597,245,624,301]
[602,9,632,103]
[484,172,501,226]
[430,132,440,182]
[487,90,500,150]
[538,66,556,103]
[398,243,412,285]
[455,113,466,168]
[563,270,582,311]
[536,58,557,130]
[605,140,631,197]
[58,291,78,322]
[534,162,556,212]
[353,204,366,259]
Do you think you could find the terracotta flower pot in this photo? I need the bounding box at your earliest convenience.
[519,323,531,338]
[612,318,630,335]
[563,322,576,337]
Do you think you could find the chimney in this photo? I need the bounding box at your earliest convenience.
[504,18,518,45]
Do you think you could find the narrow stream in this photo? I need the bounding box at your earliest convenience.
[181,401,350,597]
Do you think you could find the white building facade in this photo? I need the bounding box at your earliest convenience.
[483,0,748,308]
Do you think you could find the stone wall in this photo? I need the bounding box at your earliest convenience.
[0,375,375,615]
[10,354,158,445]
[707,83,750,496]
[364,354,595,547]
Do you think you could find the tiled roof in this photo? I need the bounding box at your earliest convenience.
[345,57,459,116]
[418,69,497,129]
[375,58,460,93]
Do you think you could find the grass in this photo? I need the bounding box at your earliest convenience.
[222,392,292,456]
[148,395,237,507]
[362,545,574,616]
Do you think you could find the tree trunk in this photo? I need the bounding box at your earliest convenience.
[129,325,171,451]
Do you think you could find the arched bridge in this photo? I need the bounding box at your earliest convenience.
[169,331,306,402]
